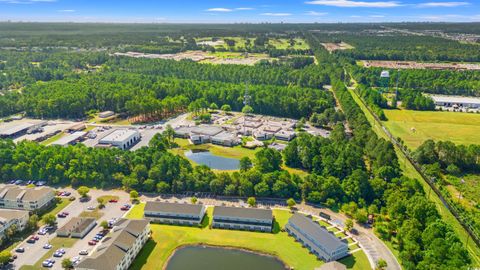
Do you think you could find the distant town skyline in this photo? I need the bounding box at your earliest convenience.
[0,0,479,23]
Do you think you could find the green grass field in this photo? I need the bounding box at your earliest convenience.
[127,204,370,270]
[349,88,480,266]
[383,109,480,149]
[195,37,310,51]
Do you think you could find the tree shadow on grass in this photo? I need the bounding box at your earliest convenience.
[200,214,211,228]
[130,239,157,270]
[338,254,356,269]
[272,219,281,234]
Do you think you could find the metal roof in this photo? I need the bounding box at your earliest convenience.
[213,206,272,221]
[0,123,35,136]
[144,201,204,216]
[430,95,480,105]
[288,213,347,252]
[100,129,139,143]
[50,131,86,146]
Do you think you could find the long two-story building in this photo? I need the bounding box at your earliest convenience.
[285,213,348,262]
[0,209,29,241]
[76,218,150,270]
[212,206,273,232]
[0,185,55,211]
[144,201,206,226]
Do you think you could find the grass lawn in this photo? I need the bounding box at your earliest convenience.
[19,237,77,270]
[336,232,347,238]
[268,38,310,50]
[79,208,104,220]
[40,132,66,145]
[318,220,330,227]
[349,88,480,265]
[339,250,370,270]
[348,243,360,251]
[383,109,480,149]
[127,204,363,270]
[97,195,119,202]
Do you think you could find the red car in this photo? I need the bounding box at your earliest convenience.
[33,235,40,240]
[88,241,97,246]
[120,206,129,211]
[109,199,118,203]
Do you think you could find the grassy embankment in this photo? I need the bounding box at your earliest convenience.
[348,88,480,266]
[127,203,369,270]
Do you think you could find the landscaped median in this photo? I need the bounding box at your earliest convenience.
[126,203,370,270]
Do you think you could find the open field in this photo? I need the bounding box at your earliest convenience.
[195,37,310,51]
[321,42,354,52]
[349,88,480,266]
[383,109,480,149]
[127,204,369,270]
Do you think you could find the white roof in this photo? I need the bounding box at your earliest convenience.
[100,129,139,143]
[430,95,480,105]
[0,123,35,136]
[51,131,86,146]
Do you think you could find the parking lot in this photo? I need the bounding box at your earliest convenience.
[11,188,130,270]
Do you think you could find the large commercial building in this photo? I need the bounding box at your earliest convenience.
[430,95,480,109]
[212,206,273,232]
[0,122,46,139]
[144,201,206,226]
[174,125,239,146]
[0,185,55,211]
[76,218,150,270]
[99,129,140,150]
[285,213,348,262]
[0,209,29,241]
[57,217,96,238]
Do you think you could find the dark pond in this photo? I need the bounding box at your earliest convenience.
[165,245,287,270]
[185,149,240,170]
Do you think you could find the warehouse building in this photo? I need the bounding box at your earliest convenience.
[0,185,55,211]
[98,129,140,150]
[76,218,150,270]
[212,206,273,232]
[0,122,46,139]
[0,209,29,241]
[57,217,96,238]
[144,201,206,226]
[99,111,115,118]
[430,95,480,110]
[50,131,86,147]
[285,213,348,262]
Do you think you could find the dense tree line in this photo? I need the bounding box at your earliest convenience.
[414,140,480,175]
[6,72,334,119]
[352,66,480,97]
[399,89,435,111]
[356,85,388,120]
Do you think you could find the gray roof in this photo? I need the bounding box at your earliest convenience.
[76,219,149,270]
[289,213,346,252]
[429,94,480,105]
[50,131,86,146]
[144,201,203,216]
[0,123,35,136]
[213,206,272,221]
[0,209,28,225]
[0,185,54,202]
[58,217,96,234]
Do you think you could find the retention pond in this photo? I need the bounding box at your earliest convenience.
[165,245,287,270]
[184,149,240,170]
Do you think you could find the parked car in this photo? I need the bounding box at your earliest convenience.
[42,259,55,268]
[33,235,39,240]
[53,252,63,257]
[26,238,35,244]
[38,229,47,235]
[43,244,52,249]
[57,248,66,254]
[79,250,88,255]
[88,241,97,246]
[15,247,25,253]
[64,192,71,196]
[108,199,118,203]
[57,213,66,218]
[87,206,95,210]
[69,196,76,201]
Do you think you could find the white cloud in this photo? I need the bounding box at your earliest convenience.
[417,2,470,7]
[370,15,385,17]
[305,0,402,8]
[260,12,292,16]
[206,8,233,12]
[235,7,254,10]
[57,9,75,13]
[305,11,328,15]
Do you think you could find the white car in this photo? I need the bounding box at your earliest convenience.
[43,244,52,249]
[87,206,95,210]
[79,250,88,255]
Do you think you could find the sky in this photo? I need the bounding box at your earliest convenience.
[0,0,479,23]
